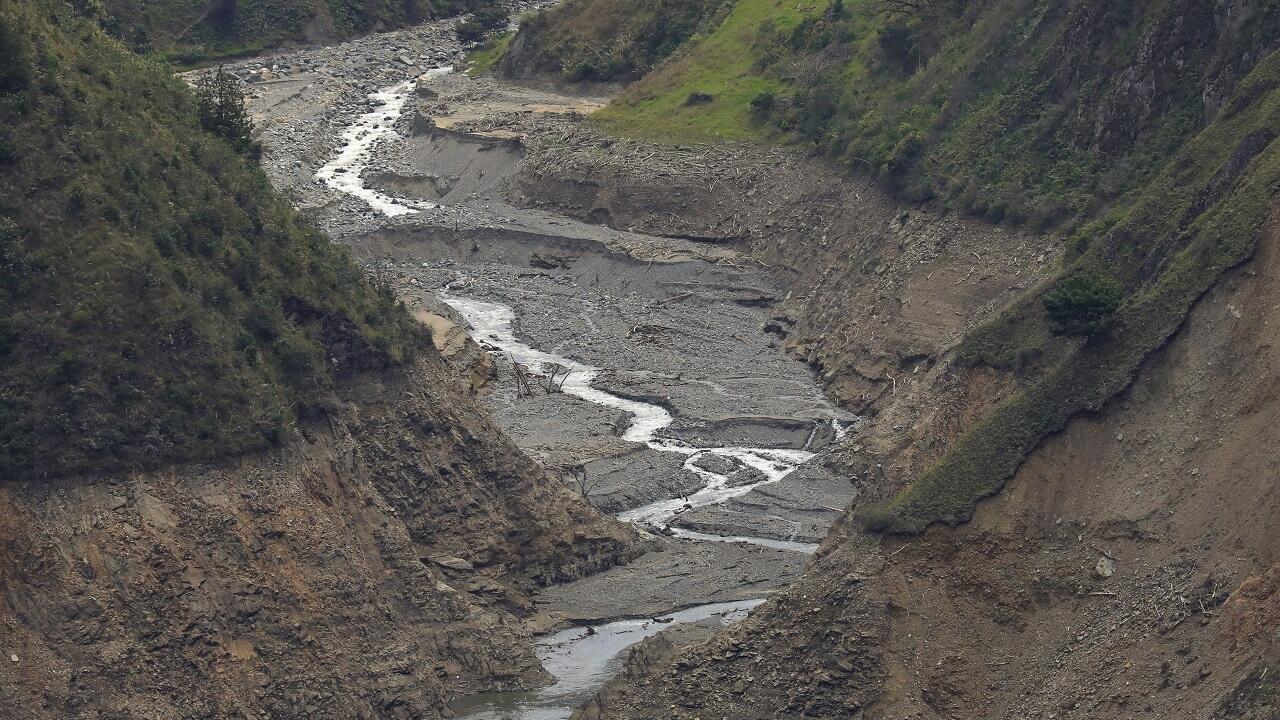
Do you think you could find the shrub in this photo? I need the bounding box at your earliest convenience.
[877,23,918,74]
[456,5,509,44]
[749,91,775,122]
[684,90,714,105]
[1043,271,1123,336]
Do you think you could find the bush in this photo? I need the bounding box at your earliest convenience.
[1043,271,1123,336]
[749,91,775,122]
[877,23,918,74]
[684,90,714,105]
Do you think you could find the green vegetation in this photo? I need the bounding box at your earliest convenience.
[194,66,257,155]
[465,31,512,76]
[1042,271,1122,337]
[500,0,732,83]
[592,0,803,139]
[0,0,424,480]
[868,51,1280,532]
[92,0,494,65]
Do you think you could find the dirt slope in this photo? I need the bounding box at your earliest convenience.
[0,351,635,719]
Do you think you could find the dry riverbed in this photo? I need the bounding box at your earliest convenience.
[213,21,856,717]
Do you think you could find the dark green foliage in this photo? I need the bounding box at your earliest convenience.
[94,0,501,66]
[876,24,918,74]
[194,66,256,155]
[749,90,775,122]
[0,10,32,93]
[0,0,424,480]
[502,0,732,83]
[455,4,508,44]
[746,0,1280,230]
[684,90,713,105]
[1043,271,1122,336]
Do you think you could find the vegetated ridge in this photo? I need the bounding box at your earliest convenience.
[0,0,425,480]
[496,0,733,83]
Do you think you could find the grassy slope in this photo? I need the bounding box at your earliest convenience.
[546,0,1280,531]
[0,0,424,480]
[466,30,512,75]
[591,0,801,140]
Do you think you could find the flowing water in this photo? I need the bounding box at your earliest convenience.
[314,67,453,216]
[439,292,817,538]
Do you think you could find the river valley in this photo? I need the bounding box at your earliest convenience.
[218,20,855,718]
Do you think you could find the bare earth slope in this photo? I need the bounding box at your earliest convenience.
[0,351,634,719]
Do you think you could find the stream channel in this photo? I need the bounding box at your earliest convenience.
[239,40,853,718]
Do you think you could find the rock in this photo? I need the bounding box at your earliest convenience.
[690,452,739,477]
[428,554,475,571]
[9,654,17,663]
[1094,556,1116,579]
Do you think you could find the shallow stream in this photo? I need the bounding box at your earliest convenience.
[315,70,830,720]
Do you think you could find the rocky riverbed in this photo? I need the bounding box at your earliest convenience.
[211,18,857,718]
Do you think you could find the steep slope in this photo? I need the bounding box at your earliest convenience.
[575,208,1280,720]
[0,2,635,717]
[493,0,1280,716]
[0,355,633,719]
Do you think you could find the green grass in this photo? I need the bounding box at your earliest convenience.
[465,32,513,76]
[0,0,425,480]
[593,0,810,141]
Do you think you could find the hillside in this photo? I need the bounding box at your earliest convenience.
[95,0,490,64]
[0,2,636,716]
[507,0,1280,534]
[0,0,426,480]
[483,0,1280,716]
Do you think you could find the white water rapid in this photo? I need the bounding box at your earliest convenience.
[315,67,453,216]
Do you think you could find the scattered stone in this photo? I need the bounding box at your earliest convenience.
[1094,556,1116,579]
